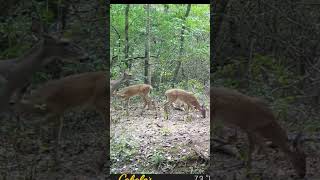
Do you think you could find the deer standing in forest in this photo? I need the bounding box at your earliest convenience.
[0,34,87,114]
[164,89,206,119]
[15,71,108,161]
[211,87,306,177]
[115,84,154,114]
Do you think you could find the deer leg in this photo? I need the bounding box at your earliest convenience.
[147,95,151,109]
[139,96,146,115]
[141,95,148,109]
[53,117,62,162]
[57,117,64,146]
[44,114,61,165]
[163,101,171,120]
[94,102,109,173]
[252,134,268,156]
[152,100,158,118]
[184,103,191,117]
[94,100,108,129]
[246,133,256,171]
[100,110,108,129]
[125,98,130,115]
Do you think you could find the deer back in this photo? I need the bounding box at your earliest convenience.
[18,71,106,116]
[211,87,275,130]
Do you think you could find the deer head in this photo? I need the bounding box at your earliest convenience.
[41,34,88,64]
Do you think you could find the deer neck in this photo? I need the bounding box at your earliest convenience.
[8,40,44,64]
[112,78,126,91]
[0,40,45,79]
[191,100,201,110]
[5,41,47,89]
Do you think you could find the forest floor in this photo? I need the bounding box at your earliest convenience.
[0,111,108,179]
[209,124,320,179]
[110,98,320,178]
[1,99,318,179]
[110,98,210,174]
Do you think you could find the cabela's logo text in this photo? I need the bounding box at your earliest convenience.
[118,174,152,180]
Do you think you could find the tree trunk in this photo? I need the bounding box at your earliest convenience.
[172,4,191,87]
[124,4,130,70]
[144,4,151,84]
[211,0,230,67]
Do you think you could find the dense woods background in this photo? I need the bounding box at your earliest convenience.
[211,1,320,179]
[110,4,210,174]
[111,4,210,97]
[0,0,109,179]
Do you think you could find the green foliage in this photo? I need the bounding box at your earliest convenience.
[0,44,31,59]
[176,79,204,94]
[272,97,291,120]
[150,151,166,168]
[213,54,308,122]
[213,55,301,96]
[251,54,297,88]
[160,127,171,136]
[111,4,209,94]
[212,61,245,88]
[0,16,32,59]
[110,136,138,163]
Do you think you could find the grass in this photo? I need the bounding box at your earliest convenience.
[110,136,138,171]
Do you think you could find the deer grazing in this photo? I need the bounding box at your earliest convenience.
[110,71,132,95]
[164,89,206,119]
[116,84,154,114]
[211,87,306,177]
[0,34,87,113]
[15,71,108,158]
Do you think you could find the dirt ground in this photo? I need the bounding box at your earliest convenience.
[0,111,109,179]
[110,97,320,178]
[209,127,320,179]
[110,99,210,174]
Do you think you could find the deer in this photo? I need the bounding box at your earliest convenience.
[164,89,206,119]
[15,71,108,161]
[110,71,132,95]
[172,99,188,111]
[0,34,88,114]
[115,84,154,114]
[211,87,306,178]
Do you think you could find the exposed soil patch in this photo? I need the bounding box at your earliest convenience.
[110,100,210,174]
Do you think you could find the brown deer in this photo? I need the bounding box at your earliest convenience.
[116,84,154,114]
[15,71,108,157]
[0,34,88,113]
[172,99,188,111]
[164,89,206,119]
[110,71,132,95]
[211,87,306,177]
